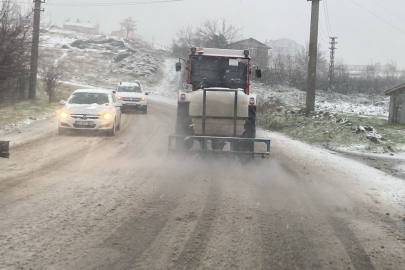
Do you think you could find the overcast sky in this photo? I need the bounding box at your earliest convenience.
[36,0,405,69]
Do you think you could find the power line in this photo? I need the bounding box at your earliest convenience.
[370,0,405,24]
[350,0,405,35]
[324,0,333,35]
[318,22,329,45]
[49,0,183,6]
[322,1,330,36]
[2,0,183,6]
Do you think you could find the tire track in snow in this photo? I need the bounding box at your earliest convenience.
[172,175,221,270]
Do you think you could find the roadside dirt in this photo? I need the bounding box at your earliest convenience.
[0,101,404,270]
[336,150,405,180]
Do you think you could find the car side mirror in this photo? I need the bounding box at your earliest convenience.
[112,90,116,94]
[145,92,149,95]
[255,68,262,78]
[59,100,66,105]
[176,62,181,72]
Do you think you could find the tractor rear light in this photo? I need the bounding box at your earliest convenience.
[249,97,255,105]
[180,93,186,101]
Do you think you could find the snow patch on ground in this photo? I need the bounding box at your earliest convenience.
[146,57,180,102]
[252,82,389,116]
[0,111,55,136]
[260,130,405,214]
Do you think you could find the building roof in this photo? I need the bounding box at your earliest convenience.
[385,82,405,95]
[229,38,271,49]
[64,21,98,29]
[268,38,296,43]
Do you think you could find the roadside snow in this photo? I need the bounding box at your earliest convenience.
[0,117,57,147]
[146,57,180,102]
[252,82,389,116]
[0,111,56,136]
[259,130,405,215]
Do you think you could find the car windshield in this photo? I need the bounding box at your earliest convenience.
[117,86,142,93]
[68,92,109,105]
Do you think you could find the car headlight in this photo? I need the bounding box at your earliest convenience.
[117,96,121,100]
[60,112,69,118]
[141,97,145,101]
[102,113,112,120]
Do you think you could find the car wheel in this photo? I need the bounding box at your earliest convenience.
[116,119,121,131]
[58,127,67,135]
[106,121,116,137]
[142,106,147,114]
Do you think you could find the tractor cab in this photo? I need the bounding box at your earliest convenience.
[170,47,269,157]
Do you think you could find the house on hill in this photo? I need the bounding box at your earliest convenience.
[63,19,100,35]
[111,29,143,42]
[385,82,405,124]
[228,38,271,66]
[266,38,304,56]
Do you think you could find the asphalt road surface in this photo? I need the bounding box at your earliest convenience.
[0,101,404,270]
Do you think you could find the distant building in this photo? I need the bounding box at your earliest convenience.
[111,29,143,42]
[63,19,100,35]
[228,38,271,66]
[347,64,404,78]
[266,38,304,56]
[346,65,368,78]
[385,83,405,124]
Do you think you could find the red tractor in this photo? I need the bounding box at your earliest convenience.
[169,47,270,157]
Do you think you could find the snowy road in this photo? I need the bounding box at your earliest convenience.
[0,100,405,270]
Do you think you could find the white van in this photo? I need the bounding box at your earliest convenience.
[115,82,148,114]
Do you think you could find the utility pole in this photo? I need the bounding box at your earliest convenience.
[328,37,338,91]
[305,0,321,116]
[28,0,45,100]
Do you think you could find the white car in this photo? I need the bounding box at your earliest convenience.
[58,89,122,136]
[116,82,148,113]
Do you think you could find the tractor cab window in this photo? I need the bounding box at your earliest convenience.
[189,56,248,89]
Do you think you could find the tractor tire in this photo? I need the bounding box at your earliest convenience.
[235,106,256,153]
[175,102,194,150]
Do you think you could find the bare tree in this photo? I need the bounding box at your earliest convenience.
[172,18,242,56]
[0,0,33,104]
[194,19,241,48]
[40,59,65,103]
[120,17,137,38]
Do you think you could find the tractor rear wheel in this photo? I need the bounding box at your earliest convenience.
[175,102,194,150]
[235,106,256,153]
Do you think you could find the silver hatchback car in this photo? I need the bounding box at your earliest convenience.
[58,89,122,136]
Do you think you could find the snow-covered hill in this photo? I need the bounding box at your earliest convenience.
[40,27,168,91]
